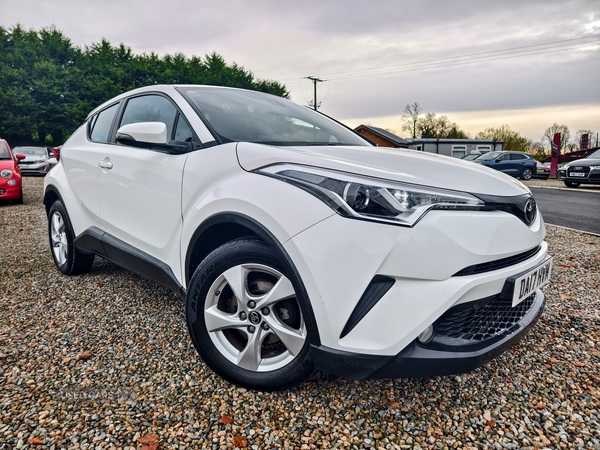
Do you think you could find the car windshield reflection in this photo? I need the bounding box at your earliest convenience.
[180,87,369,147]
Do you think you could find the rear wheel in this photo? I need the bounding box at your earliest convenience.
[186,238,314,390]
[564,181,580,188]
[48,200,95,275]
[521,167,533,180]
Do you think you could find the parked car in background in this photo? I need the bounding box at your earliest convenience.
[557,149,600,187]
[0,139,24,203]
[44,85,551,390]
[474,151,536,180]
[461,153,482,161]
[533,161,550,180]
[13,146,52,176]
[51,145,62,161]
[542,162,565,170]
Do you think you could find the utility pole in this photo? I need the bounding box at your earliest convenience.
[303,76,327,111]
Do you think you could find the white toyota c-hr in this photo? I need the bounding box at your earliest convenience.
[44,85,552,390]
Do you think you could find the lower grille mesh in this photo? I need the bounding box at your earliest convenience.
[433,293,536,344]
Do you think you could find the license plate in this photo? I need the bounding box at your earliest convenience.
[569,172,585,177]
[511,257,552,307]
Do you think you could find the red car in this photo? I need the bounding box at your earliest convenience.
[0,139,25,204]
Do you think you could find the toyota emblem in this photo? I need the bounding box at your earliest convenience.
[524,198,537,226]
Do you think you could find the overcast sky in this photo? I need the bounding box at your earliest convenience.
[2,0,599,142]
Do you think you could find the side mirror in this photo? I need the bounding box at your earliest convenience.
[117,122,168,145]
[495,158,503,163]
[116,122,190,154]
[15,154,26,161]
[48,157,58,165]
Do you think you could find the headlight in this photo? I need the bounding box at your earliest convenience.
[258,164,485,227]
[1,169,12,178]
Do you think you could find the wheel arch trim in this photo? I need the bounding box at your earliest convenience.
[185,212,321,346]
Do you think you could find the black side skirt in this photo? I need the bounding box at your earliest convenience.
[74,227,185,297]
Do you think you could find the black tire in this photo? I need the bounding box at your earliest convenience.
[48,200,95,275]
[521,167,533,180]
[15,187,23,204]
[564,181,580,188]
[186,238,314,391]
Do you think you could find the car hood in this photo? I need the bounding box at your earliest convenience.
[236,143,529,197]
[0,159,17,169]
[566,158,600,167]
[20,155,48,162]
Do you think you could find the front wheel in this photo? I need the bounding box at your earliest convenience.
[15,187,23,204]
[48,200,95,275]
[521,167,533,180]
[186,238,314,390]
[564,181,580,188]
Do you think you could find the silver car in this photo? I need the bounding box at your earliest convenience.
[13,146,51,176]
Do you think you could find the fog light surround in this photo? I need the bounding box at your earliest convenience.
[417,325,435,344]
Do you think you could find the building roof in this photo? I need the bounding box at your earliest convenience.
[355,125,409,146]
[406,138,504,144]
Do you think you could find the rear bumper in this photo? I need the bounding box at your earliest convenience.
[311,289,545,379]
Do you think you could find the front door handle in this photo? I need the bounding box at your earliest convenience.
[99,158,113,170]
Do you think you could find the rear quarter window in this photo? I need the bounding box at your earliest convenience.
[89,103,119,143]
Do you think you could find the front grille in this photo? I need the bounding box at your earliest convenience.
[453,245,541,277]
[428,293,536,350]
[568,166,590,178]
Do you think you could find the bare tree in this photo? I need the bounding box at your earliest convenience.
[401,102,422,138]
[542,123,571,150]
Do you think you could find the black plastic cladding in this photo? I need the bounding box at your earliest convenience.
[453,245,541,277]
[475,193,537,226]
[340,275,396,338]
[427,292,537,351]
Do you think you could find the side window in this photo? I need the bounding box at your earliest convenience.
[174,115,194,142]
[451,145,467,158]
[119,95,177,141]
[498,154,510,161]
[510,154,526,160]
[90,103,119,143]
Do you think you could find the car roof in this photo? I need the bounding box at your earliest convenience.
[86,84,264,119]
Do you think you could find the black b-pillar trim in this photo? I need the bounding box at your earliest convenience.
[74,227,184,297]
[340,275,395,338]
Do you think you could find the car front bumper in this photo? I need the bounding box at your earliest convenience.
[0,179,21,200]
[285,208,547,355]
[311,288,545,379]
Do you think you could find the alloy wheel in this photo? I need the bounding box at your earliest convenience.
[204,263,307,372]
[50,211,68,266]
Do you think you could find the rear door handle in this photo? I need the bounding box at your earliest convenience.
[99,158,113,170]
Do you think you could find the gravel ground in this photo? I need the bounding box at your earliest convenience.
[1,177,599,450]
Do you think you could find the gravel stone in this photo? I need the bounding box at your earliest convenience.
[1,177,598,449]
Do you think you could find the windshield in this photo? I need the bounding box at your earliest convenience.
[0,142,10,160]
[180,87,370,147]
[14,147,47,156]
[587,149,600,159]
[476,151,502,161]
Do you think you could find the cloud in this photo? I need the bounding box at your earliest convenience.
[1,0,598,137]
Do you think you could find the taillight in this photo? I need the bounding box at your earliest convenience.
[52,146,60,161]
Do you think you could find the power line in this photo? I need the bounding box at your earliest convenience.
[319,35,600,81]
